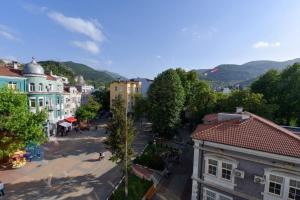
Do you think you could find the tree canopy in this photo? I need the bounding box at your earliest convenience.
[0,87,47,159]
[76,96,101,122]
[148,69,185,137]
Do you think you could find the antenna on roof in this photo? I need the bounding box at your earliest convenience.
[32,57,37,64]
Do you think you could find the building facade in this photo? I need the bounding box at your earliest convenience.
[0,67,27,92]
[74,75,94,105]
[191,110,300,200]
[63,86,81,118]
[110,79,142,113]
[22,59,65,136]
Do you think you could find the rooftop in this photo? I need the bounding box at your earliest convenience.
[0,67,23,77]
[192,112,300,158]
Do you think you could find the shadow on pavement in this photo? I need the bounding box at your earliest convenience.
[4,165,122,200]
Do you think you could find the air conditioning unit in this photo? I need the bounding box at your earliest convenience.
[233,169,245,178]
[254,176,265,184]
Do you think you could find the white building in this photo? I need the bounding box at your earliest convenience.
[63,86,82,118]
[74,75,94,104]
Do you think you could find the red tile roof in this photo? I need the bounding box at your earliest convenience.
[0,67,22,77]
[192,112,300,158]
[46,75,56,80]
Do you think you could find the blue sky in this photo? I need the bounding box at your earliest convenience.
[1,0,300,79]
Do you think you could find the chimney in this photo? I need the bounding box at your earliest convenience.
[236,107,243,114]
[13,62,18,69]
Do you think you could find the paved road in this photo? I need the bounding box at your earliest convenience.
[153,127,193,200]
[0,122,152,200]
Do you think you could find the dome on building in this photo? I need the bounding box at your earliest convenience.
[75,75,85,85]
[23,58,45,75]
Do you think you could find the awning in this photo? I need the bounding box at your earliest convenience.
[59,122,72,128]
[65,117,77,123]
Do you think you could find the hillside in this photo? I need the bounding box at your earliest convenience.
[196,58,300,87]
[38,61,125,87]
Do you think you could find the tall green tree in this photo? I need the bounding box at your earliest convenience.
[133,94,149,120]
[251,69,280,103]
[76,96,101,122]
[148,69,185,138]
[0,87,47,160]
[92,89,110,110]
[187,80,216,122]
[277,63,300,125]
[105,95,135,198]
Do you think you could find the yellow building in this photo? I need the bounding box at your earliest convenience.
[110,80,142,113]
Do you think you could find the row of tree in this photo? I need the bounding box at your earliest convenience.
[135,63,300,138]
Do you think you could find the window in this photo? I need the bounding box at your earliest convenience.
[30,99,36,107]
[8,81,17,90]
[208,159,218,176]
[48,84,52,91]
[57,97,60,105]
[205,190,216,200]
[222,163,233,180]
[38,83,43,91]
[39,98,44,107]
[269,175,283,196]
[289,179,300,199]
[204,188,232,200]
[29,83,35,91]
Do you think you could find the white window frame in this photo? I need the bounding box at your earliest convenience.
[29,83,35,92]
[204,154,238,190]
[263,169,300,200]
[29,98,36,108]
[8,81,17,90]
[38,97,44,107]
[288,179,300,200]
[203,187,233,200]
[38,83,43,92]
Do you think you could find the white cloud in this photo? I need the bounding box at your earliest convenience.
[0,24,19,41]
[48,11,104,42]
[72,40,100,54]
[253,41,281,48]
[23,4,48,14]
[105,60,113,65]
[156,55,161,59]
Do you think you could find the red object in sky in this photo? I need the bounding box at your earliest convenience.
[65,117,77,123]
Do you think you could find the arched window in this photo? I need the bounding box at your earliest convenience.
[38,83,43,92]
[29,83,35,91]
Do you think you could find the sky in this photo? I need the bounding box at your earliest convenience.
[1,0,300,79]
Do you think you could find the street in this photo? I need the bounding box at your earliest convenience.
[0,121,152,200]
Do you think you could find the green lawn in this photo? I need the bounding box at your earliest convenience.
[109,175,153,200]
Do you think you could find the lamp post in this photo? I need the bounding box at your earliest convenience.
[125,100,128,198]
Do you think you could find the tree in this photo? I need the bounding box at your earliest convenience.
[221,90,274,119]
[0,87,47,160]
[148,69,185,138]
[105,95,135,198]
[76,96,101,122]
[92,89,110,110]
[187,80,216,122]
[276,63,300,125]
[133,94,149,120]
[251,69,280,103]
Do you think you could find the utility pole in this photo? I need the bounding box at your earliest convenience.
[125,99,128,198]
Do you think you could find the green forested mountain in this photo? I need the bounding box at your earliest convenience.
[37,60,125,87]
[196,58,300,87]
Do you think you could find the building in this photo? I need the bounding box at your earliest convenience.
[0,66,27,92]
[110,79,142,113]
[191,109,300,200]
[63,85,81,118]
[23,59,64,136]
[133,78,153,97]
[75,75,94,104]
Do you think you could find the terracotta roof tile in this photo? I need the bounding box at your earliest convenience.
[0,67,22,77]
[46,75,56,80]
[192,112,300,158]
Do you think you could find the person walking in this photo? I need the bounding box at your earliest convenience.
[0,181,4,196]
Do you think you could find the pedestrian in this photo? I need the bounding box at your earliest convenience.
[0,181,4,196]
